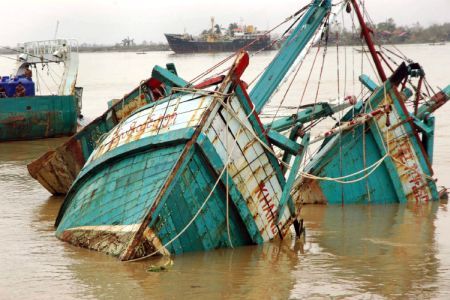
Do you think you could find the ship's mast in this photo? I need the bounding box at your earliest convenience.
[249,0,332,113]
[350,0,387,81]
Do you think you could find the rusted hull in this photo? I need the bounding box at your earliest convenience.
[0,95,78,141]
[27,139,84,195]
[59,225,168,258]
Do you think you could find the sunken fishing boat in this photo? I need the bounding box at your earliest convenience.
[54,0,333,260]
[56,53,309,260]
[0,39,82,141]
[28,0,449,260]
[165,17,273,54]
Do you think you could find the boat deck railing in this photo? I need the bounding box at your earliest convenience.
[17,39,79,64]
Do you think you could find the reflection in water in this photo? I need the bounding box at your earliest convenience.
[63,241,300,299]
[0,142,88,299]
[292,203,441,298]
[28,198,448,299]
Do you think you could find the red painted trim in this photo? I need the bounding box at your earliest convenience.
[391,88,434,176]
[193,75,225,89]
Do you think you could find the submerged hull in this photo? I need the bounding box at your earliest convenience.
[56,135,254,258]
[56,56,297,260]
[0,95,78,141]
[293,67,442,205]
[165,34,272,53]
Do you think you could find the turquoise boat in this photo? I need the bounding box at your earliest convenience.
[54,0,333,260]
[55,53,303,260]
[293,67,450,205]
[291,0,450,205]
[0,39,82,141]
[51,0,448,261]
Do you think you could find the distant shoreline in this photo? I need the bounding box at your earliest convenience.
[0,41,447,55]
[0,45,171,55]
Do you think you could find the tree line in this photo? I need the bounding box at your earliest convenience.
[330,19,450,45]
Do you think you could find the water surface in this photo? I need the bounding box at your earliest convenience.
[1,44,450,299]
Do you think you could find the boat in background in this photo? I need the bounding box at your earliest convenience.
[165,17,273,54]
[0,39,83,141]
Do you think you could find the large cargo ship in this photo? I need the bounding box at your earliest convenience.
[165,18,273,53]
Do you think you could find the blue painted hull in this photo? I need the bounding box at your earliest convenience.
[294,76,439,205]
[27,64,188,195]
[55,54,299,260]
[55,130,253,259]
[0,95,78,141]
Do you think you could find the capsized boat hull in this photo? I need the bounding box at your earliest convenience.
[56,56,296,260]
[0,95,78,141]
[56,133,254,258]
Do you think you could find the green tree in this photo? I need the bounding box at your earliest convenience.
[376,18,396,32]
[228,23,239,36]
[214,24,221,35]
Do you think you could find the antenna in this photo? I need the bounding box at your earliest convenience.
[53,20,60,40]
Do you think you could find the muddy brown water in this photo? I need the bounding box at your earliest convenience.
[1,44,450,299]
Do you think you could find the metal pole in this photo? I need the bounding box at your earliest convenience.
[350,0,387,81]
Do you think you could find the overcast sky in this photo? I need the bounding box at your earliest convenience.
[2,0,449,46]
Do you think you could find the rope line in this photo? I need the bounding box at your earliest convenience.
[188,4,311,85]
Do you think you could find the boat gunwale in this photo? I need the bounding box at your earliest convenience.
[126,91,212,121]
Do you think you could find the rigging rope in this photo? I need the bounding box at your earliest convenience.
[188,4,311,85]
[225,99,234,249]
[127,1,438,262]
[0,45,59,64]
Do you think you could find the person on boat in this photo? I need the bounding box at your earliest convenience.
[24,65,32,79]
[0,86,6,98]
[14,83,26,97]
